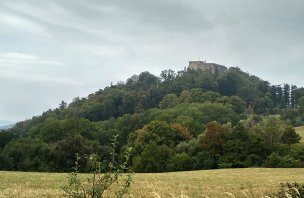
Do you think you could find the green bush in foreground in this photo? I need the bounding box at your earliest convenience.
[62,136,133,198]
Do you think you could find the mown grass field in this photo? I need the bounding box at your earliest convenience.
[295,126,304,142]
[1,168,304,198]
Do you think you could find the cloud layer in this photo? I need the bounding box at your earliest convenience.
[0,0,303,122]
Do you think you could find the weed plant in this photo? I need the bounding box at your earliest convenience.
[62,135,133,198]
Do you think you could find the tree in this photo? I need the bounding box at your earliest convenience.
[253,95,273,114]
[258,81,269,94]
[280,127,301,145]
[299,96,304,115]
[219,96,246,114]
[1,138,46,171]
[0,131,17,149]
[171,123,193,141]
[219,123,253,168]
[280,109,299,125]
[160,69,176,82]
[59,100,67,110]
[134,121,177,146]
[132,142,172,172]
[283,83,291,108]
[218,73,237,96]
[254,117,285,149]
[102,99,116,119]
[290,85,297,108]
[159,94,178,109]
[138,71,160,90]
[69,97,84,110]
[270,85,278,108]
[277,85,284,108]
[199,121,226,160]
[53,135,94,172]
[178,90,191,103]
[167,152,196,171]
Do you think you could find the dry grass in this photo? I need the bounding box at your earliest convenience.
[0,168,304,197]
[295,126,304,142]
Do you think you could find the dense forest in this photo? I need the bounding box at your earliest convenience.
[1,66,304,172]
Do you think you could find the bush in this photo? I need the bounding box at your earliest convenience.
[264,153,301,168]
[167,152,198,171]
[62,135,133,198]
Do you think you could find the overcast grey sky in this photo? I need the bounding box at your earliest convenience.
[0,0,304,123]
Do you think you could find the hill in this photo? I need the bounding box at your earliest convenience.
[0,124,15,130]
[1,65,304,172]
[0,120,14,128]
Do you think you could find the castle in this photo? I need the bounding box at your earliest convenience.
[188,61,227,75]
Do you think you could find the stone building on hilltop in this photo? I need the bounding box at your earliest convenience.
[188,61,227,75]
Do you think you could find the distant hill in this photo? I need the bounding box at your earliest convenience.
[0,120,14,130]
[0,124,15,130]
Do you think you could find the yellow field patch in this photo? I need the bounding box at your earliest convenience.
[0,168,304,197]
[295,126,304,142]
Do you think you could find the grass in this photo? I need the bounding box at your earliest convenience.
[295,126,304,142]
[1,168,304,197]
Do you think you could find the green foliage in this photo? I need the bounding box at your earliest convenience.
[134,121,177,146]
[62,136,133,198]
[219,96,246,114]
[167,152,197,171]
[159,93,178,109]
[280,127,301,145]
[280,109,300,126]
[0,138,46,171]
[299,96,304,115]
[53,135,94,172]
[0,131,17,149]
[189,89,220,103]
[132,142,172,172]
[264,152,302,168]
[199,121,226,160]
[253,117,286,149]
[220,123,263,167]
[253,95,273,114]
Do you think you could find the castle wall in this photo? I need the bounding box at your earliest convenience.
[189,61,227,75]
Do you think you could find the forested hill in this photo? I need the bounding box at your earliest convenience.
[1,66,304,172]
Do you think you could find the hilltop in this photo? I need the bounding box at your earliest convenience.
[1,64,304,172]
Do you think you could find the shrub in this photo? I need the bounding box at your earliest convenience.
[264,153,301,168]
[280,127,301,145]
[167,152,198,171]
[62,135,133,198]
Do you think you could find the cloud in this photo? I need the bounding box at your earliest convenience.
[0,0,303,121]
[0,75,84,121]
[0,52,65,81]
[0,52,62,67]
[0,12,46,34]
[0,52,38,59]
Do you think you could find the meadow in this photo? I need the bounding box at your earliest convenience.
[295,126,304,142]
[1,168,304,198]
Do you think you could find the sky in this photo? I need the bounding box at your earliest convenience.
[0,0,304,123]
